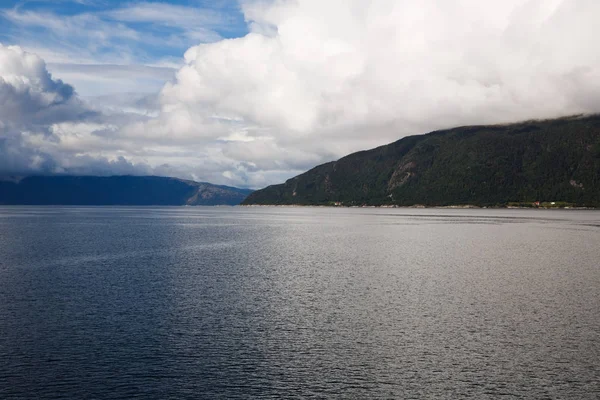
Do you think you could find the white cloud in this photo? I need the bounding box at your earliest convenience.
[47,63,177,97]
[2,0,600,189]
[143,0,600,186]
[179,0,600,136]
[107,2,222,24]
[2,9,140,41]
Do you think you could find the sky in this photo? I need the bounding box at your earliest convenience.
[1,0,599,188]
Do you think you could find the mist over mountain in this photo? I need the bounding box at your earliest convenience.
[243,115,600,207]
[0,175,252,206]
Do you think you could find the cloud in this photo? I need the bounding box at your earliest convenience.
[2,0,600,189]
[105,2,232,42]
[0,44,264,186]
[47,63,177,97]
[0,1,245,96]
[0,44,90,126]
[2,8,141,47]
[173,0,600,135]
[0,44,149,176]
[145,0,600,186]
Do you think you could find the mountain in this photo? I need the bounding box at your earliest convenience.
[0,175,253,206]
[243,115,600,207]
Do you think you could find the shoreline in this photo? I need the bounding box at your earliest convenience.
[241,204,598,210]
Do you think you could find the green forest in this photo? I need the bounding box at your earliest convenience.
[243,115,600,207]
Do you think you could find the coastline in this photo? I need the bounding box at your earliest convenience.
[240,204,598,210]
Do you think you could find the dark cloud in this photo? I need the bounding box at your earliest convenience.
[0,133,57,175]
[0,44,150,178]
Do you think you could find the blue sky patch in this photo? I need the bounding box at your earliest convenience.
[0,0,248,64]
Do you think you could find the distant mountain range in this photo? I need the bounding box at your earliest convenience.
[0,176,253,206]
[243,115,600,207]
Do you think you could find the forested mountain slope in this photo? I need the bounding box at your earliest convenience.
[243,116,600,207]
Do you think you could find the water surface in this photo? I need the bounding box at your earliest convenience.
[0,207,599,399]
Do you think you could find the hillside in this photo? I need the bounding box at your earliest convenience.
[243,115,600,207]
[0,175,253,206]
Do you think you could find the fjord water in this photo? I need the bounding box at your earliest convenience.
[0,207,598,399]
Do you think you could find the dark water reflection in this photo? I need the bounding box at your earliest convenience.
[0,207,599,399]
